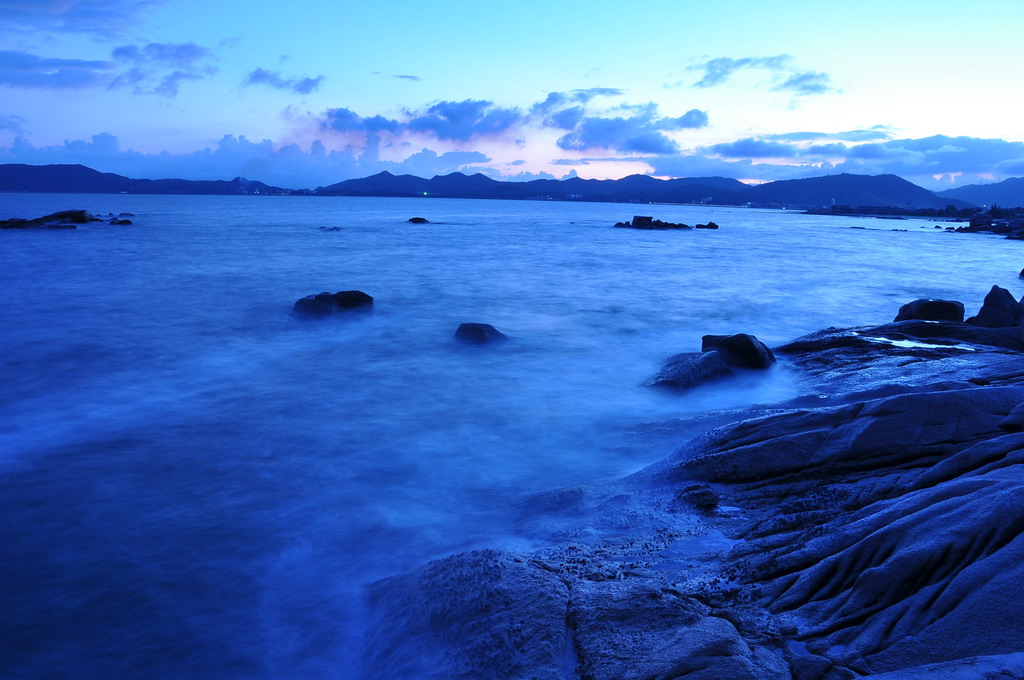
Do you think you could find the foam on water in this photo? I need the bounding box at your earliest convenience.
[1,194,1021,677]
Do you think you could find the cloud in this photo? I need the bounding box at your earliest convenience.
[773,71,836,95]
[392,74,420,81]
[109,41,215,96]
[555,104,708,155]
[0,113,26,134]
[243,67,323,94]
[765,127,893,142]
[710,137,798,159]
[692,55,792,87]
[405,99,522,141]
[690,54,837,97]
[0,0,162,35]
[0,50,113,88]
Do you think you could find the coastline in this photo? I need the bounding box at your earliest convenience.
[359,291,1024,680]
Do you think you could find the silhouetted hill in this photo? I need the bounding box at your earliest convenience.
[0,164,975,210]
[0,164,287,195]
[749,173,973,210]
[317,171,751,204]
[936,177,1024,208]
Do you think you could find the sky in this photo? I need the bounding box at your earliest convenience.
[1,0,1023,190]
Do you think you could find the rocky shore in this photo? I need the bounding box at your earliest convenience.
[359,288,1024,679]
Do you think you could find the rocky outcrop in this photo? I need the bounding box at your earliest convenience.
[360,287,1024,680]
[291,290,374,317]
[966,285,1023,327]
[614,216,693,230]
[0,209,102,229]
[701,333,775,369]
[408,217,429,223]
[454,323,508,345]
[893,298,965,322]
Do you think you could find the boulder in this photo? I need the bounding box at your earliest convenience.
[694,221,719,229]
[454,323,507,345]
[1019,268,1024,279]
[893,299,965,323]
[966,285,1021,328]
[408,217,429,223]
[632,215,654,227]
[644,350,734,391]
[292,290,373,317]
[701,333,776,369]
[108,218,133,225]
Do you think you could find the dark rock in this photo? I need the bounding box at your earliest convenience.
[292,290,373,317]
[695,221,719,229]
[644,350,734,391]
[1019,268,1024,279]
[363,550,571,680]
[701,333,776,369]
[966,285,1022,328]
[454,323,507,345]
[1,209,97,229]
[109,218,133,225]
[893,299,965,323]
[118,212,135,217]
[408,217,429,223]
[615,216,692,230]
[318,226,341,231]
[676,484,719,511]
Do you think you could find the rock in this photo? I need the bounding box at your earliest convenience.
[695,221,719,229]
[362,550,571,680]
[1019,268,1024,279]
[998,402,1024,431]
[292,290,373,317]
[701,333,776,369]
[118,212,135,218]
[408,217,429,223]
[644,350,734,391]
[454,323,507,345]
[966,285,1022,328]
[108,218,133,225]
[893,299,965,323]
[615,216,692,230]
[318,226,341,231]
[1,209,98,229]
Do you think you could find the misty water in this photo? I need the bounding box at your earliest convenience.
[1,194,1021,678]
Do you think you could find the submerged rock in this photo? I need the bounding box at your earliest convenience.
[701,333,775,368]
[644,350,734,391]
[292,290,374,317]
[408,217,429,223]
[694,221,719,229]
[893,298,965,323]
[454,323,508,344]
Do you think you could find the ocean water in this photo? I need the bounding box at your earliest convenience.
[1,194,1021,678]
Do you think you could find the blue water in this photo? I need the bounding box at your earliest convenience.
[1,194,1021,678]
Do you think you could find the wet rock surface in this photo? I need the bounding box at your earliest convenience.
[361,288,1024,679]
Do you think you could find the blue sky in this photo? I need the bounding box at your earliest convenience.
[1,0,1023,189]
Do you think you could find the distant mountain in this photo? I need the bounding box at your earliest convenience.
[318,170,972,210]
[0,163,976,210]
[317,171,752,204]
[748,173,973,210]
[0,163,288,195]
[936,177,1024,208]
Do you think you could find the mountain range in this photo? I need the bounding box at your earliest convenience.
[0,163,282,196]
[3,162,1024,209]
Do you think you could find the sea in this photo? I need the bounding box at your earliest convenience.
[1,194,1021,678]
